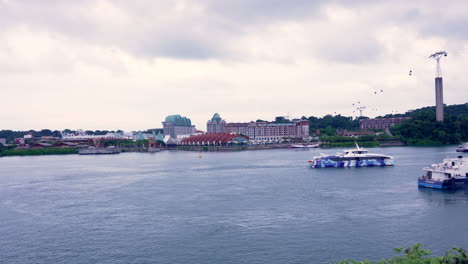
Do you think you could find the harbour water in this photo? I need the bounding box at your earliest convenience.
[1,146,467,264]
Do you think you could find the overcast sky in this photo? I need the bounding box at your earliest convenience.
[1,0,467,131]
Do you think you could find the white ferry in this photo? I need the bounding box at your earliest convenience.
[308,143,393,168]
[418,156,468,190]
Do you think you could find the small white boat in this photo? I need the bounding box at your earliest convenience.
[291,143,319,148]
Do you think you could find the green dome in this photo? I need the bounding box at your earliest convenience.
[165,115,192,126]
[211,113,222,122]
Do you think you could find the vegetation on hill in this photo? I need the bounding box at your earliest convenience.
[307,115,364,136]
[302,103,467,145]
[380,103,468,119]
[334,244,467,264]
[390,104,468,145]
[319,134,401,148]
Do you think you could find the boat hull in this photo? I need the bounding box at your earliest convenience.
[292,144,319,148]
[418,178,468,190]
[309,158,393,168]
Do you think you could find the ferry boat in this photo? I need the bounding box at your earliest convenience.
[308,143,393,168]
[418,156,468,190]
[456,143,468,152]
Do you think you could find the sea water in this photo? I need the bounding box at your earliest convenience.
[0,146,467,264]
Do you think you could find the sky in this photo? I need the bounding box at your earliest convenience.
[1,0,467,131]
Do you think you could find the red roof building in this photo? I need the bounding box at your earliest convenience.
[180,133,249,146]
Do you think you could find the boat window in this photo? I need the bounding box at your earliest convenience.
[452,162,455,166]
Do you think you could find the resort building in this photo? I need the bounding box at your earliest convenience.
[162,114,196,138]
[206,113,226,133]
[225,123,250,135]
[336,129,375,137]
[225,120,310,142]
[359,117,411,130]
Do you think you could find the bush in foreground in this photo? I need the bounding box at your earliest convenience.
[334,244,467,264]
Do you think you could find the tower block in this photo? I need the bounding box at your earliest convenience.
[435,77,444,121]
[429,51,447,122]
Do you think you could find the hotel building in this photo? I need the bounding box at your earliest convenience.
[206,113,226,133]
[163,114,196,138]
[225,120,309,142]
[359,117,411,130]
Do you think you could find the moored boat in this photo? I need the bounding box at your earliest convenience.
[79,146,121,155]
[418,156,468,190]
[308,143,393,168]
[291,143,319,148]
[456,143,468,152]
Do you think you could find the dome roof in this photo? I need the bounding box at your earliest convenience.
[211,113,222,122]
[165,115,192,126]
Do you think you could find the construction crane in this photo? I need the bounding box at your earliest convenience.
[429,51,448,77]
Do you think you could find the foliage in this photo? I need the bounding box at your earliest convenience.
[334,244,468,264]
[0,147,78,157]
[102,139,149,147]
[144,128,163,134]
[320,141,380,148]
[307,115,368,136]
[274,116,290,123]
[307,103,467,145]
[380,103,468,119]
[390,104,468,145]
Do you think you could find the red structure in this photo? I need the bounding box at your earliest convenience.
[181,133,248,146]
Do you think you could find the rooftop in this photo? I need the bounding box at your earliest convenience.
[164,114,193,126]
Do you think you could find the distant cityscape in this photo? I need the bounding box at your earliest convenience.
[0,111,413,150]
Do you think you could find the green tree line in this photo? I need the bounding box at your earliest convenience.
[390,104,468,145]
[334,244,467,264]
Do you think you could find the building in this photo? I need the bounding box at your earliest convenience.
[0,138,6,146]
[225,120,309,142]
[359,117,410,130]
[206,113,226,133]
[435,77,444,121]
[336,129,375,137]
[61,130,132,140]
[225,123,249,135]
[180,133,248,146]
[162,114,196,138]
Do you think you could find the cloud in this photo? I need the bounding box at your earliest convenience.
[0,0,467,130]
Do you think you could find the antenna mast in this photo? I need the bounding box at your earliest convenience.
[429,51,447,77]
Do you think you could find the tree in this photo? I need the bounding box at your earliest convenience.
[334,244,468,264]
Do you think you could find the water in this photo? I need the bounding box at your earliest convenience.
[0,146,467,264]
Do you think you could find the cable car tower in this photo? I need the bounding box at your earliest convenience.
[356,106,366,117]
[429,51,447,121]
